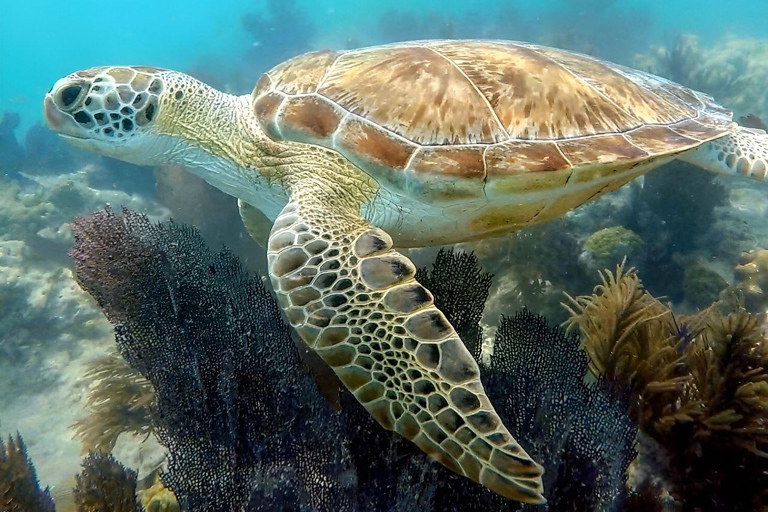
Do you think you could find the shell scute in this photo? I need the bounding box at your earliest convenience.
[253,91,284,140]
[485,141,569,176]
[335,117,416,191]
[268,50,340,95]
[533,46,696,123]
[425,40,636,139]
[671,118,725,141]
[624,125,699,154]
[408,147,486,179]
[318,45,506,145]
[278,95,344,144]
[254,40,735,201]
[557,134,648,166]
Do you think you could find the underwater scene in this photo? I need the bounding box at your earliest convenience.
[2,0,768,510]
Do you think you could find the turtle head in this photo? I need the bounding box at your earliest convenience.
[45,66,287,204]
[44,66,220,166]
[44,66,172,164]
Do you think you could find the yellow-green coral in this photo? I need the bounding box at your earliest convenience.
[583,226,644,270]
[683,260,728,309]
[735,248,768,314]
[72,452,139,512]
[0,433,55,511]
[137,473,180,512]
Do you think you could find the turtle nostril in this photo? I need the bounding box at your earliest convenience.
[60,85,83,108]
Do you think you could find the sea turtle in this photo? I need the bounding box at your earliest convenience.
[44,40,768,503]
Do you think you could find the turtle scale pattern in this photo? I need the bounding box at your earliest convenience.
[253,40,734,212]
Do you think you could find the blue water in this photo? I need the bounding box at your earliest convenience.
[3,0,768,134]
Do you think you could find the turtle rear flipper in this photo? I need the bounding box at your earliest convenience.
[267,185,545,504]
[681,126,768,180]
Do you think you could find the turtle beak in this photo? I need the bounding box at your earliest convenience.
[44,94,67,130]
[43,94,85,139]
[43,78,96,140]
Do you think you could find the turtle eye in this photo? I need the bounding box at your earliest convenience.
[59,85,83,108]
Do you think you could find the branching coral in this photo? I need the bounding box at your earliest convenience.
[72,452,140,512]
[0,433,55,512]
[564,263,768,510]
[72,354,155,454]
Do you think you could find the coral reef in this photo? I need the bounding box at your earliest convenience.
[627,161,728,303]
[137,473,180,512]
[72,354,155,454]
[582,226,645,272]
[0,433,56,512]
[682,259,729,309]
[0,160,165,489]
[467,218,589,326]
[564,263,768,510]
[735,248,768,315]
[0,239,108,385]
[0,165,164,376]
[72,452,140,512]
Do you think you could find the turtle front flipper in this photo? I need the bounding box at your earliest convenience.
[267,186,545,503]
[681,126,768,180]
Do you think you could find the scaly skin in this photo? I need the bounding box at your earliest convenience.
[44,66,546,502]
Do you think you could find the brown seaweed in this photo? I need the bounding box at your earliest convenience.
[564,263,768,510]
[71,354,155,454]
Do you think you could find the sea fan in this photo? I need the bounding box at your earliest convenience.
[70,207,355,512]
[69,211,638,511]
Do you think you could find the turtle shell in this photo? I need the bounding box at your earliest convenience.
[252,40,733,203]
